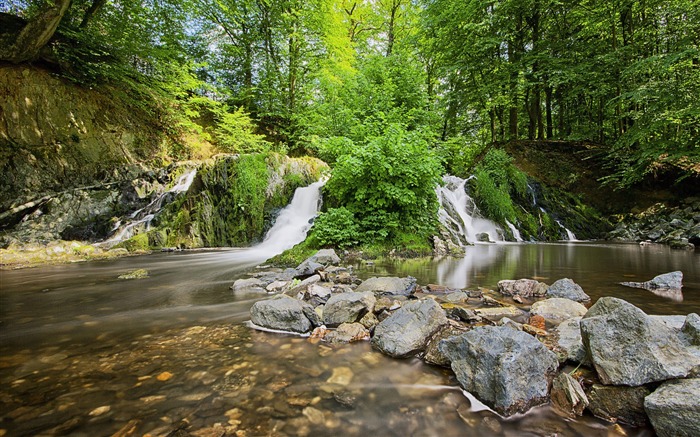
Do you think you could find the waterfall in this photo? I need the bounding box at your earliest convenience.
[103,168,198,246]
[436,175,504,244]
[556,220,578,241]
[505,220,523,242]
[252,179,325,257]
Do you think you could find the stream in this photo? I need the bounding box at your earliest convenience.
[1,242,697,436]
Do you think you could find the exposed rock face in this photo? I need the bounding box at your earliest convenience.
[546,278,590,302]
[372,299,448,358]
[250,295,319,333]
[554,317,587,364]
[587,384,650,426]
[682,313,700,345]
[423,324,470,367]
[620,271,683,291]
[550,373,588,417]
[439,325,559,416]
[497,279,548,298]
[355,276,417,297]
[530,298,587,324]
[645,378,700,437]
[322,292,376,327]
[580,297,700,386]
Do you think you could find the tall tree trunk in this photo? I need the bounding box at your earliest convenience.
[545,84,553,139]
[1,0,72,63]
[79,0,106,29]
[385,0,401,56]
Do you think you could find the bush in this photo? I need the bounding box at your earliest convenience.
[471,148,528,225]
[313,207,360,248]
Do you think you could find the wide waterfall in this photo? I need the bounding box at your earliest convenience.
[436,175,504,244]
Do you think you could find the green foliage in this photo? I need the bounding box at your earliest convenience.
[472,148,528,225]
[267,235,320,267]
[214,107,270,154]
[325,124,443,241]
[312,208,360,249]
[435,137,486,177]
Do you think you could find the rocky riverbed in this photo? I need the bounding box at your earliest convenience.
[246,249,700,435]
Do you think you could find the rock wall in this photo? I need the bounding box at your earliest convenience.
[0,65,166,210]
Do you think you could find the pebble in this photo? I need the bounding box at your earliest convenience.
[157,371,174,381]
[302,406,325,424]
[88,405,111,416]
[326,367,354,386]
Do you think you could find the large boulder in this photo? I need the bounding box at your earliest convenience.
[620,271,683,291]
[580,297,700,386]
[250,295,319,334]
[306,249,341,265]
[230,278,266,296]
[681,313,700,345]
[355,276,417,297]
[645,379,700,437]
[439,325,559,416]
[530,298,587,324]
[546,278,590,302]
[587,384,650,426]
[372,299,448,358]
[323,291,376,327]
[497,279,548,298]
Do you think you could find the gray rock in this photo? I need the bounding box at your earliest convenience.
[476,232,492,242]
[531,298,588,324]
[286,274,321,296]
[250,295,319,333]
[551,373,588,417]
[266,280,289,293]
[650,315,688,330]
[355,276,417,297]
[554,317,587,364]
[443,291,469,303]
[439,325,559,416]
[682,313,700,346]
[474,305,526,321]
[448,306,481,323]
[580,297,700,385]
[372,299,448,358]
[323,291,376,327]
[230,278,266,295]
[620,271,683,291]
[546,278,590,302]
[294,259,324,277]
[306,248,341,265]
[587,384,650,426]
[305,284,332,307]
[645,378,700,437]
[497,279,548,298]
[324,323,370,343]
[423,324,470,367]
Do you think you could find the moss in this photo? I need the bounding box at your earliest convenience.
[116,233,150,252]
[267,235,320,267]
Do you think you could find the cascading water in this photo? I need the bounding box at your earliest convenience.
[103,168,198,246]
[505,220,524,242]
[436,175,504,244]
[556,220,578,241]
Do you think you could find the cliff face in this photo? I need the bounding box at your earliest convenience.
[0,65,166,210]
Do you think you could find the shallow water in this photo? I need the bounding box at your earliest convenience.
[0,243,696,436]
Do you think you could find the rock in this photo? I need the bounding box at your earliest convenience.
[306,249,341,266]
[644,378,700,437]
[546,278,590,302]
[523,324,547,337]
[355,276,417,297]
[476,232,492,242]
[497,317,523,330]
[530,298,587,324]
[423,324,470,366]
[650,315,688,330]
[294,259,324,278]
[580,297,700,385]
[324,323,370,343]
[286,274,321,296]
[439,325,559,416]
[266,280,289,294]
[620,271,683,291]
[443,291,469,303]
[359,312,379,330]
[326,268,353,284]
[326,367,353,386]
[554,317,587,364]
[587,384,650,426]
[372,299,449,358]
[374,296,403,313]
[117,268,149,280]
[250,295,319,333]
[551,373,588,417]
[474,305,525,321]
[528,314,546,330]
[682,313,700,345]
[322,292,376,327]
[306,284,332,306]
[230,278,266,295]
[447,306,481,323]
[497,279,548,298]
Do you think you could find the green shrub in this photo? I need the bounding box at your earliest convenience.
[313,207,361,249]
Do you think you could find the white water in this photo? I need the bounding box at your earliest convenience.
[103,169,198,246]
[436,175,503,244]
[505,220,523,242]
[556,220,578,241]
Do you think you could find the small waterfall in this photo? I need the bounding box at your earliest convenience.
[505,220,523,242]
[252,179,325,256]
[103,168,197,246]
[556,220,578,241]
[436,175,503,244]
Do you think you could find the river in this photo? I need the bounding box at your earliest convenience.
[1,241,697,436]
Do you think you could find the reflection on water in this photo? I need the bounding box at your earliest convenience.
[0,243,696,436]
[360,242,700,315]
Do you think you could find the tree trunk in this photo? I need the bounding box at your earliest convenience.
[79,0,107,29]
[545,84,553,139]
[2,0,72,63]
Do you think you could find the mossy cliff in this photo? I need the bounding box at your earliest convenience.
[133,153,328,249]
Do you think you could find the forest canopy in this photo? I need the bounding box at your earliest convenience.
[1,0,699,189]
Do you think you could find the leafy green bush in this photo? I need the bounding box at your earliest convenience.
[313,207,360,248]
[325,123,443,241]
[214,107,270,154]
[472,148,528,225]
[436,137,486,177]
